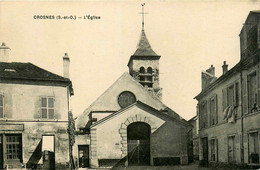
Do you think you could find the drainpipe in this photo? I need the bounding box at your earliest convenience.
[240,71,244,166]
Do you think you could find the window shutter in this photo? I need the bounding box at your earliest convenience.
[223,136,228,162]
[215,94,218,124]
[257,69,260,110]
[34,97,42,119]
[209,139,212,160]
[242,75,248,114]
[199,103,203,129]
[222,88,227,112]
[216,139,218,162]
[205,100,208,128]
[234,83,237,106]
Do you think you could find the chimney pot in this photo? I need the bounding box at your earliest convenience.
[222,61,228,75]
[0,42,10,62]
[206,65,215,76]
[63,53,70,79]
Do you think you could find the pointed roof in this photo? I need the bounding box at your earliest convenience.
[132,30,159,56]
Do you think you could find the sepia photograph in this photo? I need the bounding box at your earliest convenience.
[0,0,260,169]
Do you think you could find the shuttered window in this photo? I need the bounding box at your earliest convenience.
[248,72,257,113]
[228,136,235,163]
[223,82,240,110]
[210,95,218,126]
[199,101,207,129]
[249,132,259,164]
[41,97,54,119]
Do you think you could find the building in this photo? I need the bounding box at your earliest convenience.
[188,115,199,162]
[0,43,74,169]
[73,28,192,168]
[194,11,260,168]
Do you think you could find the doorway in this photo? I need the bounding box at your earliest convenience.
[0,135,3,169]
[201,137,208,166]
[78,145,89,168]
[127,122,151,165]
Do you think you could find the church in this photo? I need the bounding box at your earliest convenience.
[73,13,192,168]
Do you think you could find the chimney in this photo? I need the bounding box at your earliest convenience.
[222,61,228,75]
[63,53,70,79]
[206,65,215,76]
[202,65,216,89]
[0,42,11,62]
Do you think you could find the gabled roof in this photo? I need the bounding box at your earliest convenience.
[76,72,188,129]
[132,30,159,57]
[90,101,191,128]
[0,62,71,85]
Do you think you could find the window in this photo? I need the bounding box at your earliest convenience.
[248,72,257,113]
[6,135,22,161]
[140,76,145,81]
[0,94,3,118]
[223,82,239,110]
[139,67,145,74]
[41,97,54,119]
[210,95,218,126]
[228,136,235,163]
[227,85,234,107]
[147,67,152,74]
[210,138,218,161]
[78,145,90,168]
[118,91,136,108]
[249,132,259,164]
[199,101,207,129]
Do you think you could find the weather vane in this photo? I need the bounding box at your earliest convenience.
[139,3,148,31]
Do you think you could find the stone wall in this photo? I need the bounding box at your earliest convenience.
[0,83,70,169]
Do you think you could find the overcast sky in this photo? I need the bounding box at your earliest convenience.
[0,1,259,120]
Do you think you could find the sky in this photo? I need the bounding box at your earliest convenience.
[0,0,259,120]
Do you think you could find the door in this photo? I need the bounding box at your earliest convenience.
[127,122,151,165]
[202,137,208,166]
[0,135,3,169]
[78,145,89,168]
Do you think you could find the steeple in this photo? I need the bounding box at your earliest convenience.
[127,4,162,100]
[133,30,159,57]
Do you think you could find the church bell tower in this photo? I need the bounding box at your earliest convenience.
[127,4,162,99]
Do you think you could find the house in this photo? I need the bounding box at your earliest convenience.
[73,29,192,168]
[0,43,73,169]
[194,11,260,168]
[188,115,199,162]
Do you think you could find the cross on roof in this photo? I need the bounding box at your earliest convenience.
[139,3,148,31]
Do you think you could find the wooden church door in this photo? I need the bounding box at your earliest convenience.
[127,122,151,165]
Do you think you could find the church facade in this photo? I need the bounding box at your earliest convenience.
[74,29,192,168]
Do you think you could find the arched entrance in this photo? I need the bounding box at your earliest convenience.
[127,122,151,165]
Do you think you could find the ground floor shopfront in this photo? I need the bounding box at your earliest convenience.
[199,112,260,169]
[0,122,70,170]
